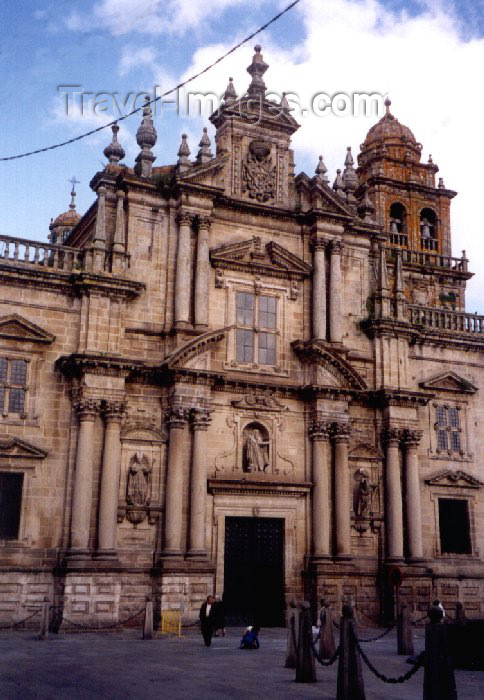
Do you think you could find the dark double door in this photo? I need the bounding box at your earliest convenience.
[223,516,285,627]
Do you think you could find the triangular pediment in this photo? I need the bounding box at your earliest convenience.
[0,314,55,344]
[426,469,482,489]
[291,339,367,390]
[176,153,229,188]
[349,442,384,460]
[419,371,477,394]
[0,435,48,459]
[210,237,311,280]
[295,174,355,219]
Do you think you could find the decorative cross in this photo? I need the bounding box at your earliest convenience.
[68,176,80,193]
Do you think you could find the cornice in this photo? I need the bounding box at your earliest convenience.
[208,478,311,498]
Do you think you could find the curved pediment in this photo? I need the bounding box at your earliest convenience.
[163,327,229,369]
[291,339,367,390]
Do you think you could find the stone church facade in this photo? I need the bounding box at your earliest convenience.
[1,46,483,625]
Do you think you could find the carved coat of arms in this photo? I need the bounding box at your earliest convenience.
[242,140,276,203]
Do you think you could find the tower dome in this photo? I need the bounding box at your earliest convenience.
[359,98,422,165]
[49,178,81,245]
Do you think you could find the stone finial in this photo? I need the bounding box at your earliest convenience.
[428,154,433,164]
[357,185,375,222]
[438,177,445,189]
[134,96,157,178]
[196,127,213,164]
[281,92,290,111]
[384,96,391,115]
[177,133,191,172]
[223,77,237,102]
[333,168,345,197]
[247,44,268,97]
[315,155,329,183]
[343,147,359,205]
[103,122,125,165]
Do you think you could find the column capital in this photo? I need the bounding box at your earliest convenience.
[310,234,328,252]
[381,426,401,446]
[74,398,101,421]
[331,422,351,443]
[190,407,212,431]
[196,215,212,231]
[401,428,423,448]
[166,407,189,429]
[175,210,193,227]
[102,400,126,422]
[330,239,343,254]
[308,419,330,441]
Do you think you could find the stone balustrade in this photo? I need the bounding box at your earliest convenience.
[388,245,468,272]
[0,234,84,272]
[409,304,484,334]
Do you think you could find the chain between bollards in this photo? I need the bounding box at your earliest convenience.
[352,627,425,684]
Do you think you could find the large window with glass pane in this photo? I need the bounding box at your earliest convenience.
[435,404,462,453]
[0,358,28,416]
[235,292,277,366]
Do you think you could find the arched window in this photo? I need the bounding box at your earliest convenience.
[420,208,438,251]
[389,202,408,247]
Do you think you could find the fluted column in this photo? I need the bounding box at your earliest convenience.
[174,212,192,328]
[311,235,327,340]
[329,240,343,343]
[309,418,331,558]
[97,401,125,558]
[69,399,100,557]
[194,216,211,330]
[163,408,188,556]
[382,428,404,561]
[332,423,352,559]
[402,429,423,560]
[188,408,212,558]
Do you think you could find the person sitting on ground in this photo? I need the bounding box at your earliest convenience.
[240,625,260,649]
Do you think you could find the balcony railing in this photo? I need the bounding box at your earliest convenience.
[408,305,484,334]
[0,235,84,272]
[388,246,468,273]
[389,232,408,247]
[420,237,438,252]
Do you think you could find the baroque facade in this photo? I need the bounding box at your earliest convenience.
[1,46,483,625]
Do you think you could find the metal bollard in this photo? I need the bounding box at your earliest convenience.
[295,601,316,683]
[318,599,336,659]
[397,602,414,656]
[423,604,457,700]
[38,597,50,640]
[336,605,365,700]
[143,598,154,640]
[285,599,298,668]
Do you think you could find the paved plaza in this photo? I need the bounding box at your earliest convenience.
[0,625,483,699]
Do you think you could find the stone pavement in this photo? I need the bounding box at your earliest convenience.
[0,626,483,699]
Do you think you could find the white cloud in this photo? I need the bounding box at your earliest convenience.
[65,0,267,37]
[173,0,484,311]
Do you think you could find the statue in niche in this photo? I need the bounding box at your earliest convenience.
[355,469,378,517]
[244,426,270,473]
[127,452,152,507]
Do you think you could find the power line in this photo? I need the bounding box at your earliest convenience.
[0,0,302,162]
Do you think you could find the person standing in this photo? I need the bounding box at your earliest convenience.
[213,595,226,637]
[199,595,215,647]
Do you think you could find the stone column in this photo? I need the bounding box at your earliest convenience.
[69,399,100,557]
[163,408,188,556]
[194,216,211,330]
[311,235,327,340]
[329,240,343,343]
[332,423,352,559]
[403,429,424,560]
[187,408,211,558]
[174,212,192,329]
[309,419,331,558]
[97,401,125,558]
[382,428,404,561]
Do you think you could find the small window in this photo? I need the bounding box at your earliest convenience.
[0,358,28,416]
[0,472,23,539]
[235,292,277,366]
[438,498,471,554]
[434,404,461,454]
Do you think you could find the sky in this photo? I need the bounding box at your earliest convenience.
[1,0,483,310]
